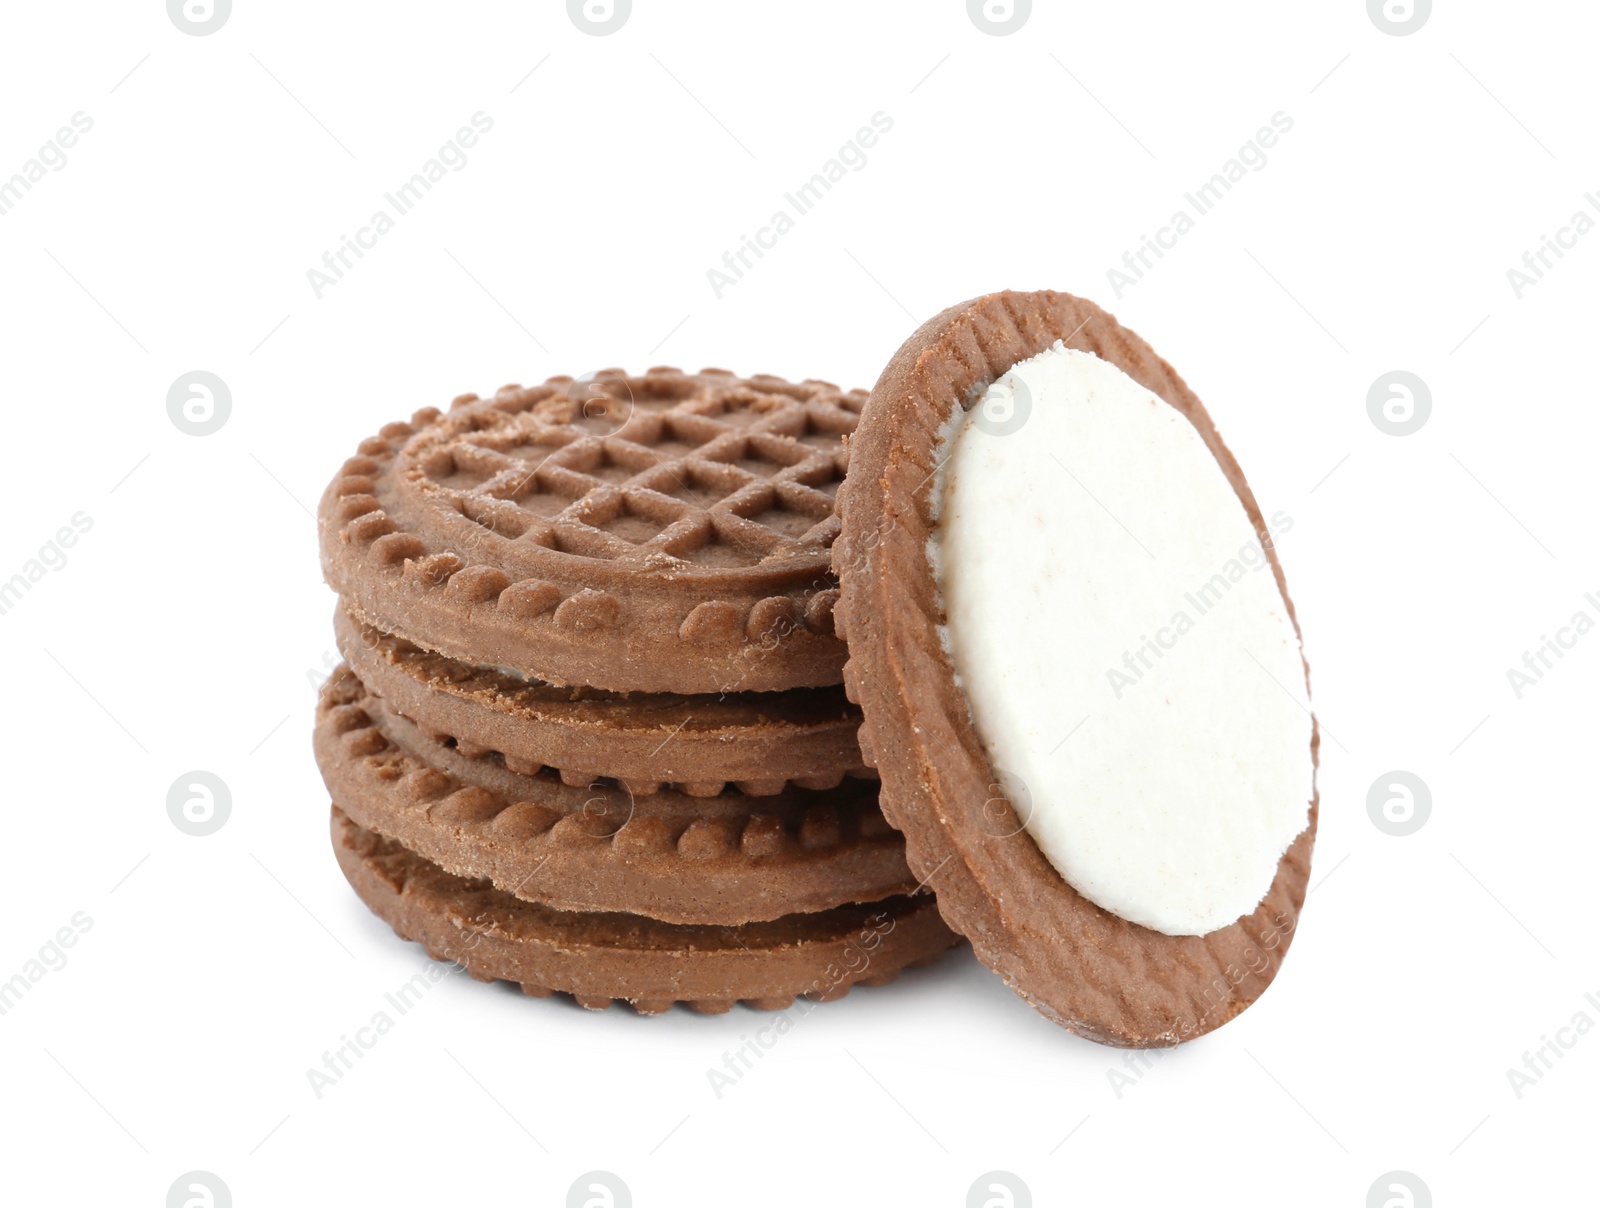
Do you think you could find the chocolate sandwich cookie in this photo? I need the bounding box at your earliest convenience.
[333,606,873,796]
[316,669,915,925]
[319,368,861,695]
[834,290,1318,1046]
[333,807,960,1014]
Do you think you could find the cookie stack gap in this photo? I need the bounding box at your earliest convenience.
[314,369,960,1014]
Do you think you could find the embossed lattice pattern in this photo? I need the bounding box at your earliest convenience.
[403,369,860,571]
[322,369,863,692]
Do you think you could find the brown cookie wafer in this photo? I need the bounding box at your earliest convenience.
[333,806,960,1014]
[333,605,873,796]
[834,290,1318,1047]
[319,368,861,695]
[315,668,915,925]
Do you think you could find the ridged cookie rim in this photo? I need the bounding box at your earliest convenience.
[333,806,960,1015]
[315,667,917,925]
[334,605,872,794]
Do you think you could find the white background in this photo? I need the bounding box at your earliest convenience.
[2,1,1595,1205]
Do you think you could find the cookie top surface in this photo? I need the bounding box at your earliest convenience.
[319,368,862,694]
[834,290,1319,1046]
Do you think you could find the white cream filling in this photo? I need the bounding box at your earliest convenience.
[934,344,1313,936]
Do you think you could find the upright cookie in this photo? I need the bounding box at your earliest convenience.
[315,668,915,924]
[319,368,861,694]
[333,807,960,1014]
[835,290,1318,1046]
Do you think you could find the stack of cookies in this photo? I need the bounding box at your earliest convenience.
[313,368,959,1013]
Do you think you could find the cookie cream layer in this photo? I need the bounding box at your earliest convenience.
[932,343,1313,936]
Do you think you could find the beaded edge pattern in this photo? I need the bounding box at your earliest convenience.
[319,368,857,672]
[318,669,901,868]
[337,809,953,1016]
[336,610,876,797]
